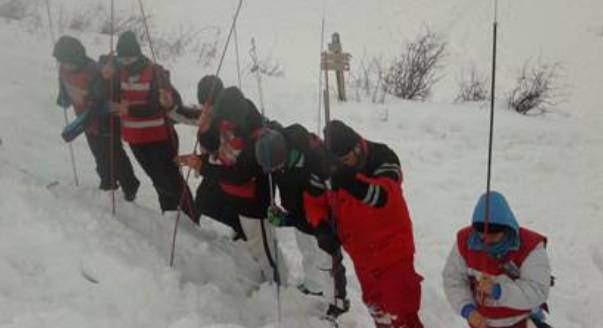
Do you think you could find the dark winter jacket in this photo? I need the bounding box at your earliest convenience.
[198,99,270,219]
[271,124,333,234]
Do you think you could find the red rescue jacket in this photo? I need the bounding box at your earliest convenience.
[305,173,415,274]
[119,63,170,144]
[59,63,101,134]
[457,227,547,320]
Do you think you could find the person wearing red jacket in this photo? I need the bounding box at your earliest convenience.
[53,35,139,200]
[304,120,423,328]
[442,191,552,328]
[102,31,196,223]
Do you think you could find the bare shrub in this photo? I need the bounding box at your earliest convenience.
[55,4,99,33]
[67,13,92,31]
[246,43,285,78]
[455,65,488,103]
[0,0,29,20]
[152,26,200,61]
[99,14,145,37]
[508,62,561,115]
[248,57,284,78]
[383,29,446,100]
[195,26,221,67]
[349,52,387,103]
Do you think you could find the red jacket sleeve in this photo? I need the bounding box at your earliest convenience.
[303,191,329,228]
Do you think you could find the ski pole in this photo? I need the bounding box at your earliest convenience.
[109,0,116,215]
[62,108,80,186]
[45,0,80,187]
[484,0,499,236]
[250,37,282,324]
[170,0,245,267]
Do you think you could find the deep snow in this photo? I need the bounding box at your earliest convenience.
[1,0,602,327]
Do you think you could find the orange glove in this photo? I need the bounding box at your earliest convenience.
[175,154,202,175]
[110,101,129,116]
[467,310,487,328]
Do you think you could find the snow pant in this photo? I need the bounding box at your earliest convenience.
[194,177,245,238]
[85,131,139,195]
[239,216,288,285]
[357,258,423,328]
[129,140,197,223]
[296,230,347,302]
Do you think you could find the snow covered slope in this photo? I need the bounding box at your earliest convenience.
[1,0,602,327]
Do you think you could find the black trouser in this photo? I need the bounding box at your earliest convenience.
[195,178,245,239]
[85,131,139,195]
[331,248,348,300]
[129,139,197,223]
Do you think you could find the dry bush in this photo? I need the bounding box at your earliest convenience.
[383,29,446,100]
[99,13,146,37]
[508,62,561,115]
[195,26,221,68]
[455,65,488,103]
[349,52,386,103]
[0,0,29,20]
[248,57,284,78]
[153,26,200,60]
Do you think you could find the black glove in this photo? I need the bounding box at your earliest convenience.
[315,221,340,255]
[56,94,71,109]
[331,168,358,191]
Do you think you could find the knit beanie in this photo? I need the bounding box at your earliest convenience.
[255,129,288,173]
[324,120,361,157]
[197,75,224,106]
[53,35,86,66]
[213,87,250,130]
[116,31,142,58]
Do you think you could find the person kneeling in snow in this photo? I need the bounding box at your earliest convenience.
[304,120,424,328]
[442,191,552,328]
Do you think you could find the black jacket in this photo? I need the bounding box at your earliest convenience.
[330,140,403,208]
[272,124,333,234]
[198,100,270,219]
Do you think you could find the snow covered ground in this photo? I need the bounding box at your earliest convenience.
[1,0,602,327]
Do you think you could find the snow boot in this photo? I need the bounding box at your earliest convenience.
[123,180,140,202]
[324,297,350,319]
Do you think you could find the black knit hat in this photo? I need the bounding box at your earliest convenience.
[213,87,250,128]
[116,31,142,57]
[53,35,86,65]
[197,75,224,105]
[255,129,288,172]
[324,120,361,157]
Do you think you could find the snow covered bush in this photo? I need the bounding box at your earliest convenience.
[508,62,561,115]
[99,14,146,38]
[383,29,446,101]
[455,65,488,103]
[100,12,219,63]
[0,0,29,20]
[349,52,386,103]
[195,26,220,68]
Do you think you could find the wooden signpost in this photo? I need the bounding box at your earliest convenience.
[321,33,351,101]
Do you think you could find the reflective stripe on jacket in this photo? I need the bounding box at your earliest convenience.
[119,63,170,144]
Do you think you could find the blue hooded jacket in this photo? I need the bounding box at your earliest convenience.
[468,191,520,258]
